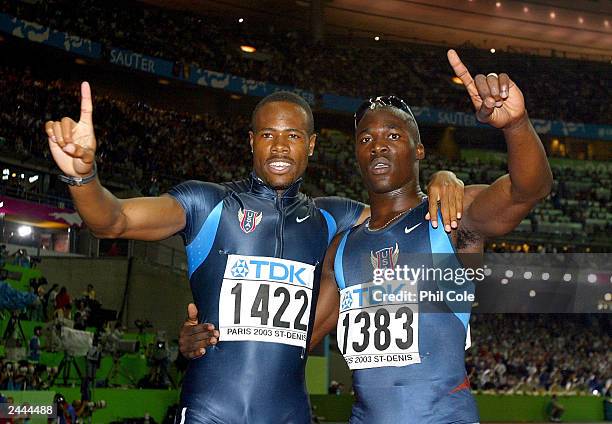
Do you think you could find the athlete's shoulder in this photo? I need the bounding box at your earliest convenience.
[168,179,229,204]
[314,196,366,235]
[220,177,253,194]
[166,180,231,244]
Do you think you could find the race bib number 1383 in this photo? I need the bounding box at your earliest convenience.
[219,255,315,348]
[337,281,421,370]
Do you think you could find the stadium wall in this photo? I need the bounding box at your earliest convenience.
[309,394,608,422]
[38,257,191,337]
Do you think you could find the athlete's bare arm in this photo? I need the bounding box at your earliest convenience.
[310,234,342,350]
[44,82,185,240]
[447,50,552,241]
[355,171,465,232]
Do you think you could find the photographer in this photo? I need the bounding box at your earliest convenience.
[71,399,106,424]
[0,362,15,390]
[53,393,76,424]
[11,249,30,268]
[141,335,171,389]
[43,284,59,321]
[81,334,101,401]
[28,326,42,362]
[0,245,8,267]
[54,287,71,319]
[73,300,89,331]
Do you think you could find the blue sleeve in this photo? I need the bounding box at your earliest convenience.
[166,180,227,245]
[314,196,365,235]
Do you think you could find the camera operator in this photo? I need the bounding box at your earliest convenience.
[82,285,95,302]
[81,333,101,401]
[0,245,8,267]
[53,393,76,424]
[143,333,171,389]
[0,362,14,390]
[73,300,89,331]
[11,249,30,268]
[70,399,106,424]
[28,326,42,362]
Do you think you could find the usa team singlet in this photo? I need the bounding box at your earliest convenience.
[168,172,364,424]
[334,199,479,424]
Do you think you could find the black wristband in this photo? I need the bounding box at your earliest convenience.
[58,162,97,186]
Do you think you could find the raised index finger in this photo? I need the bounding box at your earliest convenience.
[447,50,479,107]
[79,81,93,125]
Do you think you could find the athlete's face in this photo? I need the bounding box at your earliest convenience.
[355,108,424,194]
[250,101,316,190]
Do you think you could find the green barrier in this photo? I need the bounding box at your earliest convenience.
[477,393,606,422]
[1,264,42,292]
[306,356,328,395]
[49,388,179,423]
[2,389,179,423]
[310,394,608,422]
[1,391,608,423]
[39,351,151,387]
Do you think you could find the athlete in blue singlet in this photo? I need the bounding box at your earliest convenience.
[311,50,552,424]
[44,84,464,423]
[168,173,365,423]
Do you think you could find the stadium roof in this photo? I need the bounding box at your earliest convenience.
[143,0,612,62]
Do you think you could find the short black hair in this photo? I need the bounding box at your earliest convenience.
[251,91,314,135]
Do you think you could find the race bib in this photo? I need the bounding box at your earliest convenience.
[337,280,421,370]
[219,255,315,348]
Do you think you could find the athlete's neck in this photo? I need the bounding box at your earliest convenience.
[368,183,426,227]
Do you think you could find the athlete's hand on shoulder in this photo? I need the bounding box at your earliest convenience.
[179,303,219,359]
[44,81,96,177]
[447,49,527,130]
[426,171,464,233]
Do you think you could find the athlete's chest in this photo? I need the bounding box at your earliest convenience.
[343,214,432,287]
[213,194,329,263]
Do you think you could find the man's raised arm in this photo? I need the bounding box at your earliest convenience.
[447,50,553,237]
[44,82,185,241]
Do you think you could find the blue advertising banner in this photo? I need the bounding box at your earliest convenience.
[109,47,174,77]
[2,13,610,141]
[321,93,612,140]
[0,13,100,58]
[188,66,316,104]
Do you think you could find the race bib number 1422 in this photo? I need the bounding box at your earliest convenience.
[219,255,315,348]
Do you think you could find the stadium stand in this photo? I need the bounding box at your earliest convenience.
[0,1,610,422]
[0,0,610,124]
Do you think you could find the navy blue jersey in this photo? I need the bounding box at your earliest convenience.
[168,172,364,424]
[334,199,479,424]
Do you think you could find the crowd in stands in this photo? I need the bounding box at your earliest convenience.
[467,314,611,396]
[1,0,611,124]
[1,63,610,253]
[0,65,251,194]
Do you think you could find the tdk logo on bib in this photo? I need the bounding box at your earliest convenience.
[340,280,417,311]
[341,292,353,311]
[226,255,315,289]
[231,259,249,278]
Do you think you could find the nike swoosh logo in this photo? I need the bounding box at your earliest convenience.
[404,222,422,234]
[296,215,310,223]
